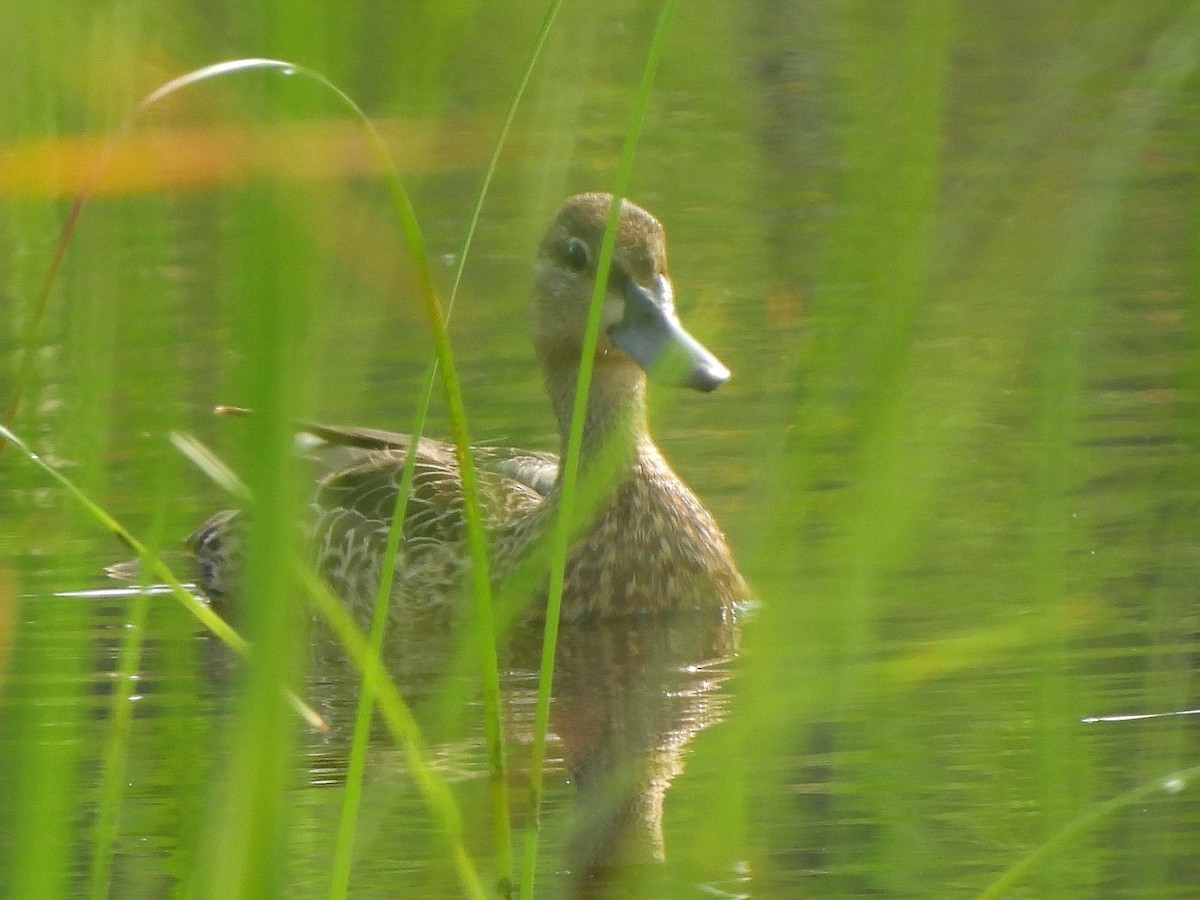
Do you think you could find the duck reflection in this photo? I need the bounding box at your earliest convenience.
[300,606,738,897]
[510,609,738,892]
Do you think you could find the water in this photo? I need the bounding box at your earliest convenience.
[3,1,1200,897]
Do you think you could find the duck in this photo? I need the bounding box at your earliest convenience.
[189,193,747,622]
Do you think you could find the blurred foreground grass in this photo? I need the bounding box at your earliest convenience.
[2,1,1199,898]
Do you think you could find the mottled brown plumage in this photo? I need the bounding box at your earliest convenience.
[190,193,747,621]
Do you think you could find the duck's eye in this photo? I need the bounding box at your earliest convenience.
[559,236,590,273]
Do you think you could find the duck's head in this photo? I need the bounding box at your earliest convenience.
[531,193,730,393]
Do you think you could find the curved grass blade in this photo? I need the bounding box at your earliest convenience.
[315,60,519,889]
[328,0,569,870]
[977,764,1200,899]
[294,564,488,900]
[0,422,326,733]
[0,60,300,458]
[17,55,512,886]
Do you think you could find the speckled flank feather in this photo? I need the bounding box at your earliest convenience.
[546,440,746,620]
[309,446,545,619]
[187,193,747,622]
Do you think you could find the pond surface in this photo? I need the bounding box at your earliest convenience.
[2,2,1199,898]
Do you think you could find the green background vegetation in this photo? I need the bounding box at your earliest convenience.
[2,1,1198,897]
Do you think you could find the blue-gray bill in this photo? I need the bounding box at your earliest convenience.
[608,272,731,392]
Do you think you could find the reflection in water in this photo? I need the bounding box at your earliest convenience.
[511,611,738,894]
[300,607,739,897]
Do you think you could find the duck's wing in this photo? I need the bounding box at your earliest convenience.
[217,408,562,498]
[304,422,560,497]
[293,423,452,476]
[473,446,559,497]
[312,447,545,549]
[315,450,459,548]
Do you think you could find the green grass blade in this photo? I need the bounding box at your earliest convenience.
[104,56,512,887]
[0,423,243,651]
[350,66,517,892]
[327,401,423,900]
[87,386,186,900]
[86,589,150,900]
[519,3,679,896]
[330,8,565,895]
[169,431,251,501]
[447,0,565,307]
[296,564,488,900]
[977,765,1200,899]
[0,422,326,734]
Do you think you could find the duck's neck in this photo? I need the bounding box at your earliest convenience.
[543,360,649,476]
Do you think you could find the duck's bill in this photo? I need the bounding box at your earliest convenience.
[608,276,731,392]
